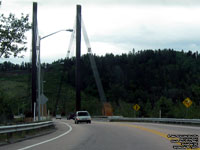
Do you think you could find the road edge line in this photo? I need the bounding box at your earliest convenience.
[18,122,72,150]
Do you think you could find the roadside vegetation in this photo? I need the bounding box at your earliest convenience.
[1,11,199,123]
[1,49,200,121]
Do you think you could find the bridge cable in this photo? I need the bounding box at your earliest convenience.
[66,20,76,59]
[81,18,107,102]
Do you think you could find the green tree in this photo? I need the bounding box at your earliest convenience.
[153,96,173,118]
[0,89,13,123]
[144,100,152,117]
[0,13,31,58]
[108,84,126,106]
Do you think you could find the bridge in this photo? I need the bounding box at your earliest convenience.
[31,3,112,120]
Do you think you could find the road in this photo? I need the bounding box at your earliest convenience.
[0,119,199,150]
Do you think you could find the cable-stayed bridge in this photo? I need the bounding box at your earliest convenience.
[32,3,112,120]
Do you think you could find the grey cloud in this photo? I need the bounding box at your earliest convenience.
[91,28,200,52]
[83,0,200,6]
[13,0,200,7]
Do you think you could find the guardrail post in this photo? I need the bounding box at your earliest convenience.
[6,132,12,143]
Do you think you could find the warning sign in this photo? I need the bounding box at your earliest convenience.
[183,97,192,108]
[133,104,140,111]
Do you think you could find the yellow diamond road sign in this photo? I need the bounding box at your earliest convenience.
[183,97,192,108]
[133,104,140,111]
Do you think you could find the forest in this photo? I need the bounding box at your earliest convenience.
[1,49,200,121]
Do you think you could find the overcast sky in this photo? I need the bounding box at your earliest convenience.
[1,0,200,63]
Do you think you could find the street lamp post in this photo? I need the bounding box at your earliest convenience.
[37,29,73,121]
[41,80,46,118]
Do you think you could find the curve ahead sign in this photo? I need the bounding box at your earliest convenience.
[133,104,140,111]
[183,97,192,108]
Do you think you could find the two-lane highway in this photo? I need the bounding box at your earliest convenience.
[0,119,199,150]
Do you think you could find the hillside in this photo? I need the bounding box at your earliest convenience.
[1,49,200,121]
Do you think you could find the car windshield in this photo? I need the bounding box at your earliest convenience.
[78,112,89,116]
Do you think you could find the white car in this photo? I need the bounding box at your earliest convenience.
[75,111,91,124]
[56,114,62,119]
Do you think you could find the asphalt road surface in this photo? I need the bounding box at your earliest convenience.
[1,119,200,150]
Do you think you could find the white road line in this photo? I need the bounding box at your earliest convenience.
[18,122,72,150]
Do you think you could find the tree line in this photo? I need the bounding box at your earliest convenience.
[1,49,200,119]
[60,49,200,118]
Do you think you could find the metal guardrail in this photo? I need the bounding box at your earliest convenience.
[0,121,54,134]
[108,117,200,125]
[92,116,200,125]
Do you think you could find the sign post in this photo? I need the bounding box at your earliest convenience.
[182,97,192,118]
[133,104,140,117]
